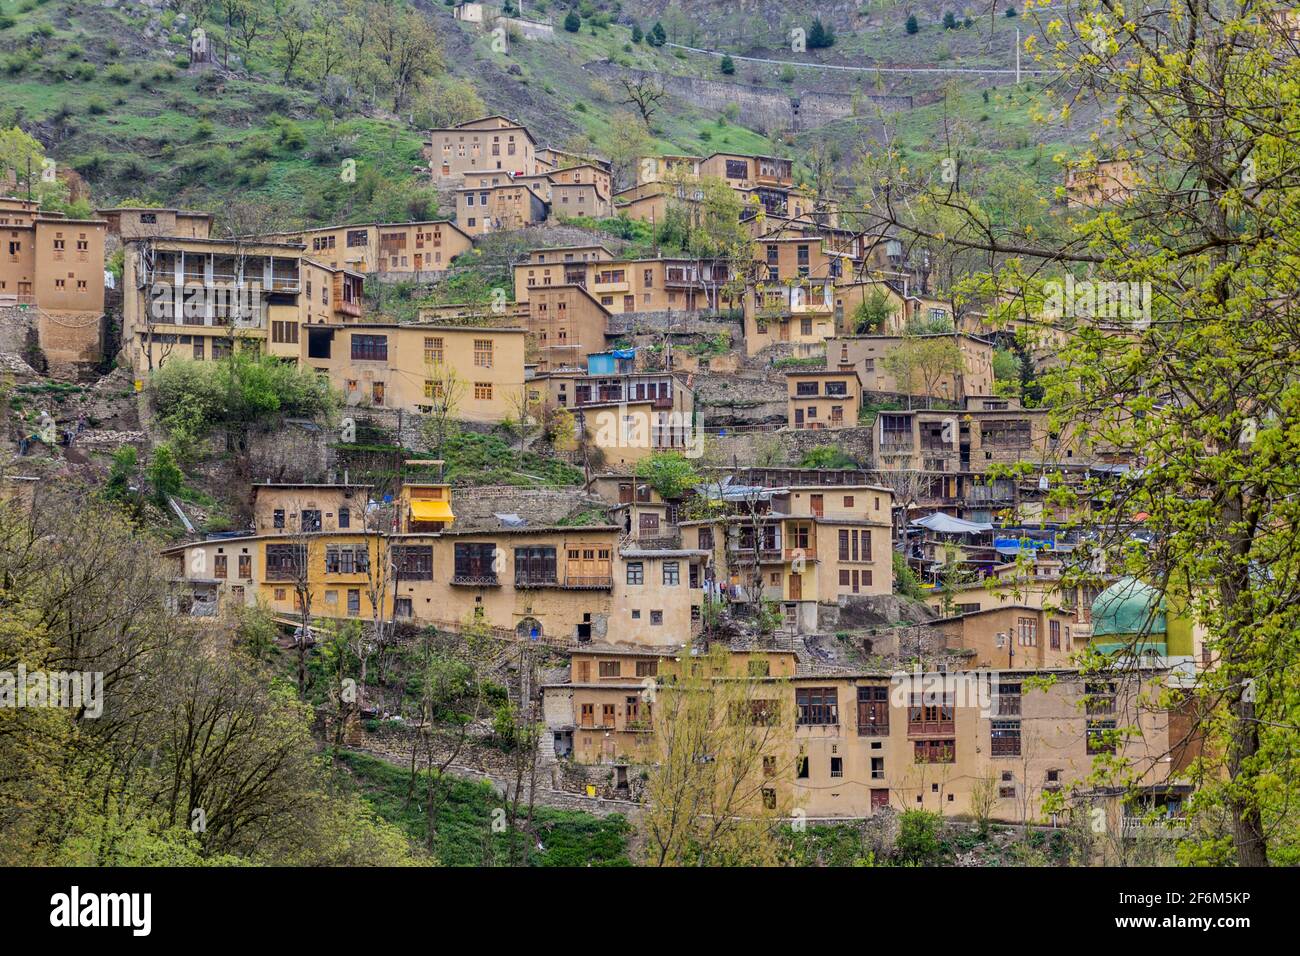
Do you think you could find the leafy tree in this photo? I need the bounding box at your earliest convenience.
[852,288,896,333]
[799,446,856,469]
[147,443,184,507]
[881,334,964,407]
[564,10,581,32]
[634,452,701,500]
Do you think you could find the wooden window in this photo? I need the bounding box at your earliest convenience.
[393,546,433,581]
[601,703,616,726]
[351,334,388,361]
[238,554,251,578]
[907,692,955,735]
[1049,619,1061,650]
[830,757,843,778]
[857,685,889,735]
[662,561,679,586]
[598,660,620,677]
[913,739,956,763]
[625,562,644,585]
[473,338,493,367]
[796,687,838,726]
[991,719,1021,756]
[635,660,658,677]
[474,382,492,400]
[424,336,443,364]
[265,543,305,581]
[347,589,360,615]
[213,554,227,579]
[514,546,557,586]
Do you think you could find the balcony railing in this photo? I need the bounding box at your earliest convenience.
[907,718,955,736]
[783,547,816,561]
[564,574,613,589]
[451,573,500,586]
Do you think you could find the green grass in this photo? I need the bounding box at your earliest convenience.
[335,749,631,866]
[440,430,584,488]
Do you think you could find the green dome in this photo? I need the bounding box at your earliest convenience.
[1091,577,1167,638]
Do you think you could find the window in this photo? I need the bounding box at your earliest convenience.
[338,506,350,529]
[351,334,388,361]
[914,739,956,763]
[991,719,1021,756]
[598,660,620,677]
[857,685,889,735]
[796,687,838,726]
[1049,619,1061,650]
[272,509,285,529]
[424,336,443,365]
[830,757,843,778]
[626,562,644,585]
[514,546,557,586]
[1017,616,1038,646]
[650,610,663,626]
[347,589,360,615]
[996,682,1021,715]
[871,757,884,780]
[325,545,369,575]
[1087,719,1117,754]
[474,382,492,400]
[238,554,251,578]
[265,543,305,581]
[908,692,955,735]
[271,320,299,344]
[300,509,322,532]
[394,597,413,619]
[473,338,493,367]
[796,756,809,779]
[214,554,228,579]
[763,756,777,778]
[662,562,679,585]
[393,545,433,581]
[453,543,497,583]
[1085,681,1117,715]
[635,659,658,677]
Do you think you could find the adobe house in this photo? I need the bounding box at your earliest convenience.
[786,368,862,430]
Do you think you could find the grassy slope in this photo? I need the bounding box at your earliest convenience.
[336,749,632,866]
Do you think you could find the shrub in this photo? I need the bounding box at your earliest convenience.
[905,14,918,34]
[564,10,580,32]
[105,64,131,84]
[895,810,944,864]
[720,54,735,74]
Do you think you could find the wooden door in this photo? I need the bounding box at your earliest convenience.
[871,789,890,811]
[788,573,802,601]
[811,494,824,517]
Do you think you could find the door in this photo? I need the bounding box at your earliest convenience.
[871,788,890,811]
[788,573,802,601]
[794,408,804,427]
[639,513,660,537]
[810,494,824,517]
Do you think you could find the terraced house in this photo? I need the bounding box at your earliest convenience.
[0,196,106,365]
[261,220,473,278]
[425,115,541,182]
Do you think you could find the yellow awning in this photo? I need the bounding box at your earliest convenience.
[410,499,454,523]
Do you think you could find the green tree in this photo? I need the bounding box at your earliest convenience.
[905,14,919,34]
[648,21,666,46]
[564,10,581,32]
[852,288,896,333]
[634,452,701,500]
[631,23,643,43]
[942,11,957,29]
[895,809,943,864]
[719,54,735,75]
[147,443,184,507]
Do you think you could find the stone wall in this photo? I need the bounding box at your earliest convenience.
[704,424,876,468]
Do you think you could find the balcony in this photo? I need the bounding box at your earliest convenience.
[907,718,955,736]
[515,573,613,589]
[451,573,500,586]
[783,547,816,562]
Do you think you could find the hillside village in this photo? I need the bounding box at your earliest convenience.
[1,0,1296,875]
